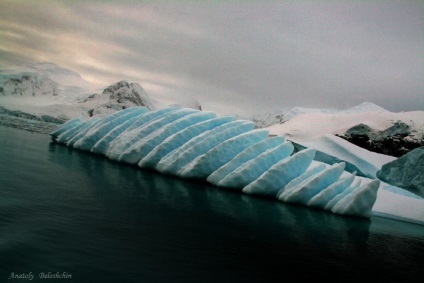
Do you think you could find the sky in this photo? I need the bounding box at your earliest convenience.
[0,0,423,116]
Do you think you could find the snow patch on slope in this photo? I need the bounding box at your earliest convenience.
[267,109,424,143]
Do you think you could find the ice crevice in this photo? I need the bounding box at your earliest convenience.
[50,106,381,219]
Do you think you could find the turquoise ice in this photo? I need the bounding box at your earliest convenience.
[50,106,382,219]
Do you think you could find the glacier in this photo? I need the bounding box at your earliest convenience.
[51,106,384,219]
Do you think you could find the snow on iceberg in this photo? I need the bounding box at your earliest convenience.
[138,116,234,169]
[50,116,84,140]
[217,142,295,189]
[105,107,182,161]
[118,108,198,164]
[73,107,148,151]
[242,148,316,197]
[156,120,254,176]
[179,129,269,179]
[50,106,389,219]
[280,162,346,204]
[207,136,284,186]
[307,172,357,209]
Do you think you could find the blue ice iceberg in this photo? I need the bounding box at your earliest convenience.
[51,106,381,218]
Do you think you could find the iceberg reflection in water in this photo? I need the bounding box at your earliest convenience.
[51,106,379,218]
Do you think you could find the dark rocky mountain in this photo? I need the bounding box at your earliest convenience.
[80,80,160,116]
[337,121,423,157]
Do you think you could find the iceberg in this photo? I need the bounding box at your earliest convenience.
[180,129,269,179]
[243,148,317,197]
[56,117,101,145]
[138,116,234,169]
[50,106,387,219]
[376,147,424,198]
[206,136,284,186]
[331,179,380,218]
[67,119,104,148]
[91,114,145,155]
[307,172,357,209]
[118,108,198,164]
[276,161,327,199]
[281,162,346,204]
[324,179,362,211]
[105,107,182,160]
[156,120,254,176]
[73,107,148,151]
[127,111,217,166]
[217,142,294,189]
[50,117,83,140]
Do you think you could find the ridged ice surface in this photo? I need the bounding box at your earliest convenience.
[281,162,346,204]
[217,142,295,189]
[106,107,182,161]
[50,117,83,140]
[331,179,379,218]
[73,107,148,151]
[242,148,316,197]
[118,108,198,164]
[324,180,363,211]
[138,116,234,169]
[50,106,381,218]
[207,136,284,186]
[129,111,217,167]
[307,172,356,209]
[180,129,269,179]
[156,120,254,175]
[56,118,101,145]
[67,119,104,148]
[91,114,144,155]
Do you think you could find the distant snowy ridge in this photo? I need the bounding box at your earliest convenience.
[3,62,82,78]
[341,102,389,114]
[266,104,424,157]
[0,61,202,132]
[0,62,96,103]
[247,102,389,128]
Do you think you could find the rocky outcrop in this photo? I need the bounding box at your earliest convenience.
[81,80,158,117]
[101,80,153,108]
[337,121,423,157]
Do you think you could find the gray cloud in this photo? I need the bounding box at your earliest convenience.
[0,0,423,116]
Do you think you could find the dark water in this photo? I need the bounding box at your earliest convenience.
[0,126,423,283]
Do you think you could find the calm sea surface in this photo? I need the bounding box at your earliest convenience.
[0,126,423,283]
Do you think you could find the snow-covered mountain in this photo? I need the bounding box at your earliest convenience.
[252,102,424,157]
[0,62,96,102]
[77,80,165,117]
[0,61,202,132]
